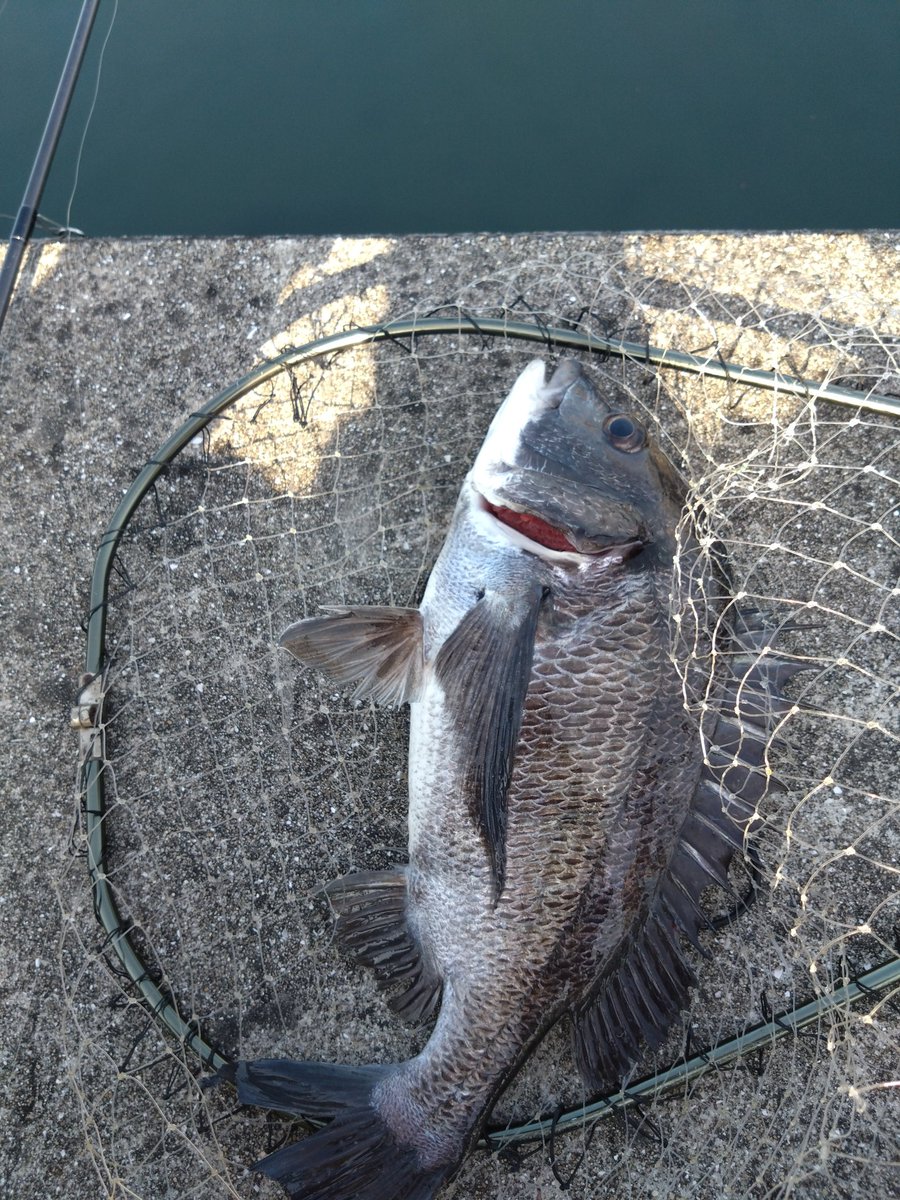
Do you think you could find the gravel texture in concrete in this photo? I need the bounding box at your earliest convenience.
[1,232,897,1199]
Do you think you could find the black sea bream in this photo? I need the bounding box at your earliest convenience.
[218,360,796,1200]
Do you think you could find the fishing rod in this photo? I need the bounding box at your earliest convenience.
[0,0,102,339]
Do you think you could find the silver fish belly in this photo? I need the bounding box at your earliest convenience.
[218,359,794,1200]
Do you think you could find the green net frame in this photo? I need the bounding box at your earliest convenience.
[76,314,900,1148]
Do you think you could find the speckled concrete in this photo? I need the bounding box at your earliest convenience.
[1,232,897,1199]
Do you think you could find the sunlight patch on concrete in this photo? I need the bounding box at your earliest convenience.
[209,284,390,495]
[31,242,67,291]
[624,233,899,329]
[277,237,394,304]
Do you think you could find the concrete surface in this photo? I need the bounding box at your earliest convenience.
[0,232,897,1199]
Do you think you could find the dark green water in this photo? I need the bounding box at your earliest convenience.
[1,0,897,237]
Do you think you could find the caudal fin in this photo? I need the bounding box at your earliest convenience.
[217,1058,451,1200]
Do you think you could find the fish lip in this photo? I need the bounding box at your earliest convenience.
[471,486,641,562]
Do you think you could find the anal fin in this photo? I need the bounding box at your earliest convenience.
[324,869,441,1022]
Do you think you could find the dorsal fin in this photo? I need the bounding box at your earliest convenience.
[572,771,761,1091]
[434,584,546,896]
[324,869,441,1022]
[572,607,807,1092]
[280,606,423,706]
[572,910,698,1090]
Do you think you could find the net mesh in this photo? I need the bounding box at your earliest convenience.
[64,242,899,1199]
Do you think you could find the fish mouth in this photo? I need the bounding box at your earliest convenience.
[475,490,641,560]
[483,499,580,552]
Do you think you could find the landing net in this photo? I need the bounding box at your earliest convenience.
[69,248,899,1200]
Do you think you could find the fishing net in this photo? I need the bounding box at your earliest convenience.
[64,236,898,1199]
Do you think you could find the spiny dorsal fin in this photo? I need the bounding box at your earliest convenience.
[324,869,441,1023]
[572,910,698,1091]
[434,584,546,897]
[703,607,811,801]
[571,777,758,1092]
[572,607,807,1092]
[280,606,423,706]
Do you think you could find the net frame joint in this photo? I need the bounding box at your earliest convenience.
[72,670,106,763]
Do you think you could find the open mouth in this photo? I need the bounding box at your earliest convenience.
[483,500,579,552]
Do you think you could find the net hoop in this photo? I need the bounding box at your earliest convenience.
[77,313,900,1146]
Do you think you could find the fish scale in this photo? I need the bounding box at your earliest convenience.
[216,359,797,1200]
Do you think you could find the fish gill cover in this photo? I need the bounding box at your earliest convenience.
[67,239,898,1200]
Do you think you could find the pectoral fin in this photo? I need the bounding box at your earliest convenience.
[279,606,423,706]
[435,584,546,896]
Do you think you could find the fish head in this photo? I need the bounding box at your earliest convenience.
[468,359,687,564]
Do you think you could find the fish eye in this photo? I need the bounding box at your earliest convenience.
[603,413,645,453]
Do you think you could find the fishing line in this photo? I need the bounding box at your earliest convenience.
[0,211,85,237]
[63,0,119,238]
[0,0,101,337]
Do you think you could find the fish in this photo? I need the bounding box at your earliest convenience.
[215,359,797,1200]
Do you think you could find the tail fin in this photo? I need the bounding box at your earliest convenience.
[217,1058,451,1200]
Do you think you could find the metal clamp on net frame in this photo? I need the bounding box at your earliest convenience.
[76,314,900,1144]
